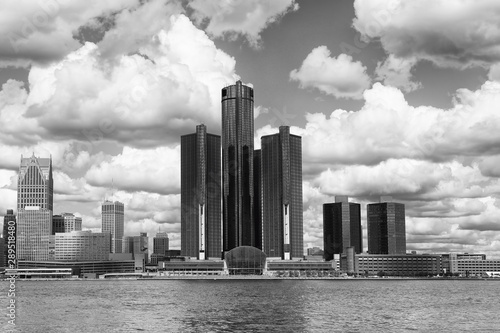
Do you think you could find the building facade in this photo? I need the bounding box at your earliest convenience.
[101,200,124,253]
[52,213,82,234]
[3,209,16,267]
[221,80,256,251]
[54,231,110,261]
[181,124,221,259]
[351,254,442,276]
[122,233,148,262]
[261,126,303,259]
[323,196,362,261]
[153,232,169,256]
[367,197,406,254]
[16,154,53,261]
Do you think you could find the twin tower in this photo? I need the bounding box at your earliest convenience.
[181,81,303,260]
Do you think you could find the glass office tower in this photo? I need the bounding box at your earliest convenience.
[221,81,255,251]
[261,126,303,259]
[368,197,406,254]
[181,124,221,259]
[323,196,362,261]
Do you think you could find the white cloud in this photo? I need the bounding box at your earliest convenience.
[188,0,298,47]
[0,0,139,67]
[488,63,500,81]
[290,46,371,99]
[353,0,500,69]
[375,55,421,92]
[0,14,238,148]
[85,146,180,195]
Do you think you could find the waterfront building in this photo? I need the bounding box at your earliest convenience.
[54,231,110,261]
[181,124,221,259]
[441,253,500,276]
[343,253,442,276]
[16,154,53,261]
[153,232,169,256]
[101,200,124,253]
[323,196,362,261]
[260,126,303,259]
[221,81,256,251]
[367,196,406,254]
[52,213,82,234]
[3,209,16,266]
[17,260,135,277]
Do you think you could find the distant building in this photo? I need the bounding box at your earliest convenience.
[307,247,324,256]
[181,124,221,260]
[101,200,124,254]
[122,233,148,263]
[54,231,110,261]
[153,232,169,256]
[367,197,406,255]
[261,126,303,259]
[16,154,53,261]
[52,213,82,234]
[3,209,16,267]
[323,196,362,261]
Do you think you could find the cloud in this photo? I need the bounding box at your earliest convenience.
[488,63,500,81]
[353,0,500,69]
[290,46,371,99]
[85,146,180,195]
[188,0,298,47]
[294,81,500,166]
[0,14,238,149]
[375,55,421,92]
[0,0,139,67]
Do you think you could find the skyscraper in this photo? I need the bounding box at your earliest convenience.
[101,200,124,253]
[153,232,169,256]
[16,154,53,261]
[323,196,362,261]
[3,209,16,266]
[367,197,406,254]
[261,126,303,259]
[181,124,221,259]
[221,80,255,251]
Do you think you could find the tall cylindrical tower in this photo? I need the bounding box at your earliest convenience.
[221,80,255,252]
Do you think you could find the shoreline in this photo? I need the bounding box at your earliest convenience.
[2,276,498,281]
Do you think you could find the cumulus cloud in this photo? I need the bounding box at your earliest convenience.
[188,0,298,47]
[0,0,139,67]
[290,46,371,99]
[85,146,180,195]
[0,14,238,149]
[295,81,500,166]
[353,0,500,69]
[375,55,421,92]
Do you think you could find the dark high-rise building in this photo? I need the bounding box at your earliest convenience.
[323,196,362,261]
[153,232,169,256]
[181,124,221,259]
[367,197,406,254]
[253,150,262,250]
[17,154,53,261]
[3,209,16,267]
[221,81,255,251]
[261,126,303,259]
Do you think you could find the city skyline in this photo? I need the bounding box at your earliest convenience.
[1,1,500,258]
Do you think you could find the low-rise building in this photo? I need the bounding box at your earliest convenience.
[55,231,110,261]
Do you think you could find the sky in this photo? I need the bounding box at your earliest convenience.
[1,0,500,258]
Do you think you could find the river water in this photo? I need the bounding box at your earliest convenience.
[2,279,499,332]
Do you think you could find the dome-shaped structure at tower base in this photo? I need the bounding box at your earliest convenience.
[224,246,267,275]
